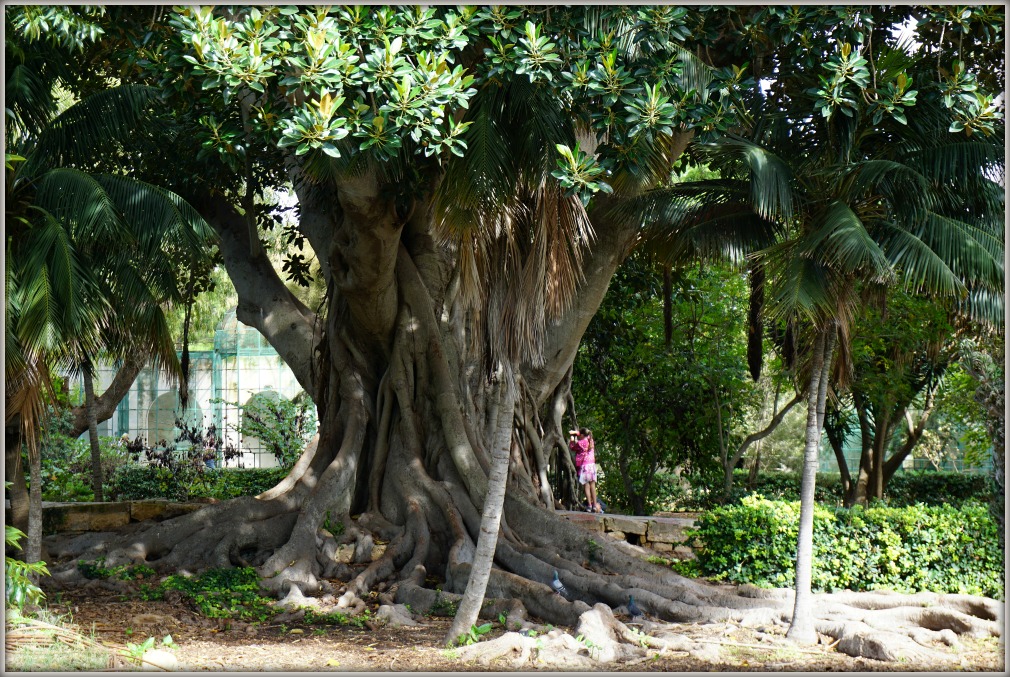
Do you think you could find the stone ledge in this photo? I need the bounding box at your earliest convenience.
[34,500,209,535]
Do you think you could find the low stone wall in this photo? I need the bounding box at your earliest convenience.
[560,511,698,559]
[37,500,209,535]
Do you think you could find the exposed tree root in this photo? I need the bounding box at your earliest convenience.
[38,235,1004,666]
[44,491,1003,668]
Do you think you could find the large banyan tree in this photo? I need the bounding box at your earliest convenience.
[43,5,1004,663]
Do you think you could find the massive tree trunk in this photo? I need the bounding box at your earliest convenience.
[42,178,1002,665]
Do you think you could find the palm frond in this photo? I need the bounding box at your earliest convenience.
[872,221,968,298]
[4,63,57,143]
[761,249,839,325]
[909,210,1004,291]
[19,84,161,178]
[797,201,893,283]
[694,136,794,222]
[16,210,107,357]
[93,173,216,260]
[435,85,516,239]
[956,286,1004,329]
[34,168,131,243]
[843,159,933,212]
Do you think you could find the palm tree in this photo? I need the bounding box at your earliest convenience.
[623,48,1003,642]
[6,12,213,560]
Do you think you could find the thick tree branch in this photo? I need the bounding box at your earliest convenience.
[68,351,147,438]
[883,385,940,481]
[195,192,321,400]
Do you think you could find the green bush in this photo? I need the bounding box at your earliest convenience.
[883,471,992,507]
[684,470,993,510]
[5,523,49,609]
[187,467,288,500]
[688,495,1003,599]
[106,465,287,502]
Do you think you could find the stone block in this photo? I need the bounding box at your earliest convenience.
[651,542,673,552]
[673,545,696,560]
[43,503,130,535]
[129,501,204,523]
[647,518,695,544]
[607,531,626,541]
[604,516,647,535]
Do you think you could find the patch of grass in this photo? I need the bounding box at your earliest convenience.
[429,592,459,617]
[5,613,113,672]
[303,608,372,628]
[586,538,603,563]
[5,641,113,671]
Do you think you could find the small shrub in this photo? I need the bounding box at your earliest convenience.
[681,470,994,510]
[77,558,155,581]
[5,522,49,609]
[688,495,1003,599]
[105,466,287,501]
[105,465,194,501]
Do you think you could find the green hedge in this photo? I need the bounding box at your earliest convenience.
[716,470,992,508]
[106,466,288,502]
[687,495,1003,600]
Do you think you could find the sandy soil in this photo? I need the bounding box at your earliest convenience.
[24,585,1003,672]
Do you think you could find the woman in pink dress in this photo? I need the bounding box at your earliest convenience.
[569,427,601,513]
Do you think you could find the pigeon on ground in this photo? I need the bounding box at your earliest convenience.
[551,570,567,597]
[627,594,643,620]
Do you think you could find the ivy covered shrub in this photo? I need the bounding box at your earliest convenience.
[188,467,288,500]
[883,471,992,507]
[106,466,287,501]
[689,470,994,510]
[688,495,1003,600]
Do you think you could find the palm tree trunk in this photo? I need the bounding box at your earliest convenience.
[5,422,30,533]
[27,435,44,578]
[83,363,104,502]
[444,372,515,646]
[786,323,835,644]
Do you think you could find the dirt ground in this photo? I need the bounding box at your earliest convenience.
[20,584,1003,672]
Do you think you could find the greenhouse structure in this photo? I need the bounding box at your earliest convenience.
[72,309,305,469]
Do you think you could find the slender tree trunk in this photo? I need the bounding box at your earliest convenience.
[445,373,516,646]
[662,263,673,348]
[179,274,194,412]
[83,361,104,502]
[5,422,30,533]
[829,432,852,500]
[747,260,765,381]
[27,433,44,576]
[787,323,835,644]
[747,446,761,488]
[724,392,801,499]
